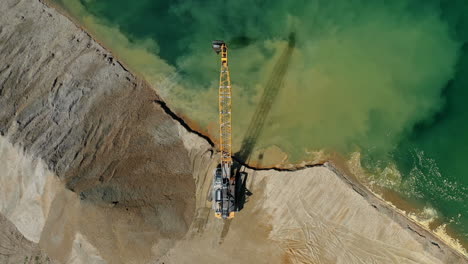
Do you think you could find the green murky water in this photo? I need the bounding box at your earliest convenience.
[52,0,467,247]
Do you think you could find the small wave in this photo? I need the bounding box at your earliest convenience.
[405,149,468,202]
[347,150,468,255]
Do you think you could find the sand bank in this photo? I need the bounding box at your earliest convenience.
[0,0,466,263]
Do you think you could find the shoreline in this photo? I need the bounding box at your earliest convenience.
[333,152,468,254]
[34,0,468,260]
[326,160,468,259]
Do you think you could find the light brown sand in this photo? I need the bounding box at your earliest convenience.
[0,0,466,263]
[164,128,468,263]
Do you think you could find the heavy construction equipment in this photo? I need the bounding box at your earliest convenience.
[211,40,236,219]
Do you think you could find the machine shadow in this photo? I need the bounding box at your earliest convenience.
[235,32,296,163]
[233,32,296,212]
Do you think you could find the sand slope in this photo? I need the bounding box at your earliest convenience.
[163,130,467,263]
[0,0,466,263]
[1,0,195,262]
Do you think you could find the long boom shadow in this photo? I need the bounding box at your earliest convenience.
[233,32,296,212]
[235,32,296,164]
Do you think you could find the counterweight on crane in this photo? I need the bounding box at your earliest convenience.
[211,40,236,219]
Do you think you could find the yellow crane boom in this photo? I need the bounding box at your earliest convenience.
[212,40,236,219]
[217,43,232,166]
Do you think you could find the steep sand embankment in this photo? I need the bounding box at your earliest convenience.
[0,0,467,263]
[1,0,196,262]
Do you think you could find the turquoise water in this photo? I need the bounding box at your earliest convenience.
[53,0,467,247]
[362,1,468,242]
[366,44,468,240]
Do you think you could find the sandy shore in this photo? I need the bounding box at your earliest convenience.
[171,127,468,263]
[0,0,466,263]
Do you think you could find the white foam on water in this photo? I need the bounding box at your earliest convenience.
[346,151,468,257]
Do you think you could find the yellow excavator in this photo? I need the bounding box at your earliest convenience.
[211,40,236,219]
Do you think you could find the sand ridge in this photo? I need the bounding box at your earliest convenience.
[0,0,466,263]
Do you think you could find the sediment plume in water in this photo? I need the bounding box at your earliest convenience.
[50,0,468,250]
[52,0,460,163]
